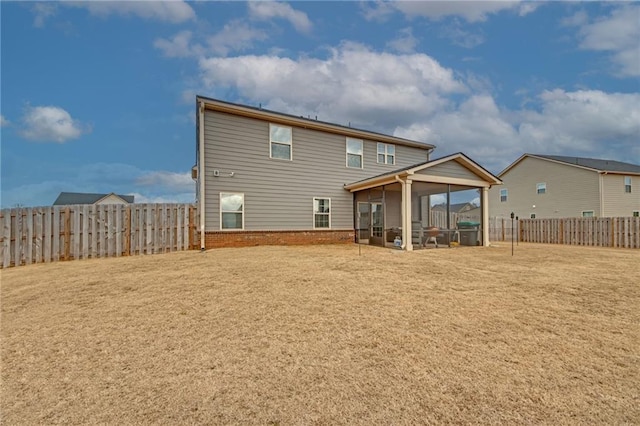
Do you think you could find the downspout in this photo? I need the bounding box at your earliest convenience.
[599,172,606,217]
[198,100,206,250]
[395,175,406,249]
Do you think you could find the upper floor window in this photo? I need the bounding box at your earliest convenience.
[582,210,594,218]
[346,138,363,169]
[270,124,292,160]
[624,176,632,193]
[500,189,508,202]
[220,193,244,230]
[536,182,546,194]
[377,143,395,165]
[313,198,331,229]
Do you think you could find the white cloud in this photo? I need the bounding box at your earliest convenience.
[0,115,10,127]
[20,106,89,143]
[71,0,195,24]
[439,21,485,48]
[32,2,57,27]
[0,163,196,208]
[519,89,640,152]
[207,20,268,56]
[199,42,466,130]
[395,95,520,171]
[136,171,194,192]
[248,1,312,33]
[154,30,203,58]
[128,192,195,204]
[395,89,640,172]
[387,28,419,53]
[572,5,640,77]
[384,1,525,23]
[154,21,268,59]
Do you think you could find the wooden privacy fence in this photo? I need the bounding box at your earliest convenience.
[488,217,518,243]
[519,217,640,249]
[1,204,198,268]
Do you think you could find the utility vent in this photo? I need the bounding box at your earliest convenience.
[213,170,220,177]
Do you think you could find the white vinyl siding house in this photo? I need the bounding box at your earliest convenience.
[490,154,640,219]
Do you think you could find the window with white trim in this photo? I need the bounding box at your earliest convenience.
[632,211,639,217]
[346,138,363,168]
[624,176,632,193]
[377,142,395,165]
[536,182,546,194]
[270,124,292,160]
[500,189,508,202]
[220,193,244,230]
[582,210,594,218]
[313,198,331,229]
[530,213,536,219]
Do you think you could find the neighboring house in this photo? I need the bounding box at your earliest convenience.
[489,154,640,219]
[432,202,477,214]
[194,96,501,250]
[53,192,134,206]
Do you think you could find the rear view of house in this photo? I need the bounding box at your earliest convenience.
[194,97,501,250]
[490,154,640,219]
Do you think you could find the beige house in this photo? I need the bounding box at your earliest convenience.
[489,154,640,219]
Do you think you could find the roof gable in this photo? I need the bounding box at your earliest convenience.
[344,152,502,191]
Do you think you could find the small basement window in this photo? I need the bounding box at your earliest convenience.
[582,210,594,218]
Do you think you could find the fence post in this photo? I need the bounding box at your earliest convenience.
[2,210,10,268]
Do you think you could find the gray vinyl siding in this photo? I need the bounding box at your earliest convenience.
[203,110,430,231]
[417,160,480,180]
[602,174,640,217]
[489,157,600,219]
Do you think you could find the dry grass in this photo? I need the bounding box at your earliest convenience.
[1,243,639,425]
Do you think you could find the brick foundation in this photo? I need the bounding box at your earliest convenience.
[199,229,355,249]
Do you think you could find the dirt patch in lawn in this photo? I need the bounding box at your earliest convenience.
[2,243,639,424]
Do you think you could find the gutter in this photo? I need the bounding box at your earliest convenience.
[198,100,206,250]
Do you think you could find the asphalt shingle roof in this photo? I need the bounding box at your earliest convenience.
[534,155,640,173]
[53,192,134,205]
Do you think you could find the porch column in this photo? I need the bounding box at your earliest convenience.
[482,187,490,246]
[405,179,413,251]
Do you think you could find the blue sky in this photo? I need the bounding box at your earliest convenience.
[1,1,639,208]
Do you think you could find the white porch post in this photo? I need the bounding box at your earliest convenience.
[482,187,490,246]
[405,179,413,251]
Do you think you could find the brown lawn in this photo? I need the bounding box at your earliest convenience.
[1,243,639,425]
